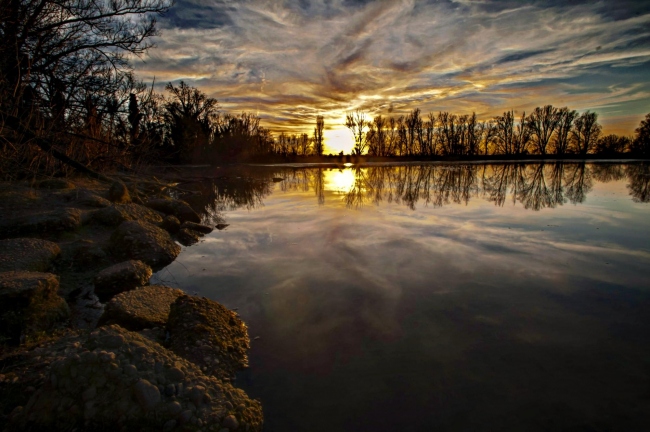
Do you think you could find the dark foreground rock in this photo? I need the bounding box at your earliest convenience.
[108,181,131,203]
[36,179,75,190]
[0,272,69,344]
[93,260,153,300]
[0,238,61,272]
[161,215,181,234]
[109,221,181,268]
[176,228,201,247]
[0,208,82,239]
[63,189,111,208]
[145,199,201,224]
[99,285,184,331]
[6,325,263,431]
[180,222,213,234]
[92,203,163,227]
[168,296,250,380]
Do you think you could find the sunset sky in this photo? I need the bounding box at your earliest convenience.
[134,0,650,153]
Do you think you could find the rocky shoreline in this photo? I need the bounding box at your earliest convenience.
[0,176,263,431]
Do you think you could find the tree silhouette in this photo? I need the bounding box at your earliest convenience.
[527,106,560,155]
[346,110,367,156]
[630,113,650,156]
[553,108,578,155]
[571,111,601,155]
[313,115,325,156]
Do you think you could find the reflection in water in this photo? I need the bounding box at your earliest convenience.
[626,163,650,202]
[157,162,650,432]
[181,163,649,222]
[272,162,645,211]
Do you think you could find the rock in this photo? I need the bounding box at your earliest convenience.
[37,179,75,190]
[215,224,230,230]
[134,379,161,411]
[0,238,61,272]
[7,325,263,431]
[180,222,213,234]
[108,220,181,269]
[176,228,201,246]
[93,203,163,226]
[108,181,131,203]
[161,215,181,234]
[0,208,82,239]
[99,285,184,330]
[145,198,201,224]
[223,415,239,430]
[93,260,152,300]
[168,296,250,380]
[0,271,69,344]
[63,189,111,208]
[64,239,108,271]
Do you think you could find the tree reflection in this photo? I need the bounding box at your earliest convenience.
[626,163,650,203]
[180,163,646,221]
[563,163,593,204]
[181,177,274,224]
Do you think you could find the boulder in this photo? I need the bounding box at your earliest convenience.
[0,271,69,344]
[108,181,131,203]
[108,221,181,268]
[64,239,108,271]
[176,228,201,247]
[36,179,75,190]
[180,221,213,234]
[8,325,263,431]
[92,203,163,226]
[99,285,184,330]
[0,208,82,239]
[63,189,111,208]
[94,260,152,300]
[144,198,201,223]
[160,215,181,234]
[0,238,61,272]
[168,296,250,380]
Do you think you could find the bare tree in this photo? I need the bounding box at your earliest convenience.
[345,110,367,155]
[527,105,560,155]
[553,108,578,155]
[631,113,650,156]
[313,115,324,156]
[571,111,601,155]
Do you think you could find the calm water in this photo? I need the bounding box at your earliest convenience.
[154,162,650,431]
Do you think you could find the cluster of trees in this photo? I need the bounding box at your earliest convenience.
[0,0,276,177]
[345,108,650,158]
[2,0,649,179]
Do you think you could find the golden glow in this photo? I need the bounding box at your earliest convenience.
[324,128,355,155]
[325,169,356,193]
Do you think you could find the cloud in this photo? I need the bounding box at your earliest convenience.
[135,0,650,139]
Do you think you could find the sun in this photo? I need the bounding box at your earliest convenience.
[323,128,355,155]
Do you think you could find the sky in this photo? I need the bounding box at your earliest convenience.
[134,0,650,153]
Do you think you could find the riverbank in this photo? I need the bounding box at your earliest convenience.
[0,175,262,431]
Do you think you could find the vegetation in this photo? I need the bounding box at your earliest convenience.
[0,0,649,180]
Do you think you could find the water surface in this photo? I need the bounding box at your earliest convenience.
[154,162,650,431]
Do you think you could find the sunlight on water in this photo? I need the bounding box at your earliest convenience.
[154,162,650,432]
[325,169,356,193]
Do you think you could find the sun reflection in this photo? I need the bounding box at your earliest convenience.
[325,169,356,193]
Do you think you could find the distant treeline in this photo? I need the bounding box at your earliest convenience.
[1,0,649,179]
[340,108,650,158]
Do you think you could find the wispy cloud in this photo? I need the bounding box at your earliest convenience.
[135,0,650,137]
